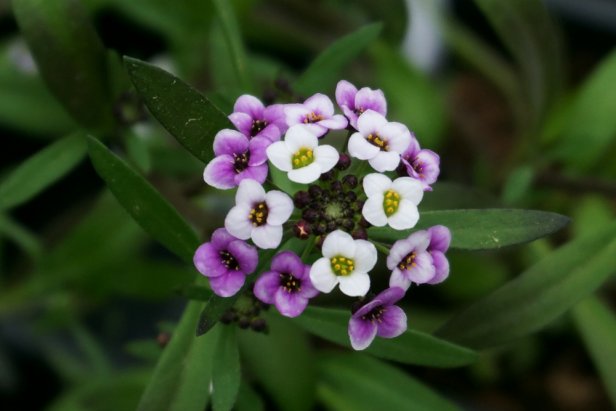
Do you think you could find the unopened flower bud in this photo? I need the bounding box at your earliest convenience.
[308,185,323,198]
[342,218,355,230]
[302,208,319,222]
[320,170,335,182]
[336,153,351,170]
[351,228,368,240]
[330,180,343,192]
[250,318,267,332]
[293,190,310,208]
[294,220,312,239]
[342,175,358,189]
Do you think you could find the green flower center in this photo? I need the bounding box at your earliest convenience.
[330,255,355,276]
[249,201,269,226]
[292,147,314,169]
[367,133,389,151]
[383,190,400,217]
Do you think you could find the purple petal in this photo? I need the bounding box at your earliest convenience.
[355,87,387,117]
[389,269,412,291]
[427,251,449,284]
[213,129,249,156]
[271,251,304,276]
[304,93,334,116]
[247,137,270,165]
[336,80,358,110]
[386,230,431,270]
[227,239,258,274]
[210,227,237,248]
[428,225,451,252]
[209,270,247,297]
[374,287,405,306]
[253,271,280,304]
[193,242,226,278]
[234,163,268,185]
[228,112,253,136]
[376,305,407,338]
[353,298,383,318]
[341,107,360,129]
[263,104,287,133]
[233,94,264,118]
[256,124,281,142]
[203,155,237,189]
[274,289,309,317]
[348,317,378,350]
[414,149,440,186]
[298,272,320,299]
[404,252,436,284]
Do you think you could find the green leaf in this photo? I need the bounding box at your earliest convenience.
[318,353,461,411]
[420,182,501,211]
[0,213,42,259]
[235,383,265,411]
[436,221,616,348]
[212,326,241,411]
[0,133,86,210]
[550,49,616,170]
[294,306,477,368]
[87,136,199,262]
[239,314,316,411]
[369,209,570,250]
[12,0,113,130]
[124,56,230,163]
[294,23,383,95]
[211,0,252,91]
[572,296,616,408]
[138,302,217,411]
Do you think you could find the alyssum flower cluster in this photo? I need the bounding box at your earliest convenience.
[194,80,450,350]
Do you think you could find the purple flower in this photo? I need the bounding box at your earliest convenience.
[203,129,270,189]
[335,80,387,130]
[386,230,435,290]
[399,137,440,191]
[284,93,348,137]
[348,287,407,350]
[193,228,258,297]
[426,225,451,285]
[228,95,287,142]
[253,251,319,317]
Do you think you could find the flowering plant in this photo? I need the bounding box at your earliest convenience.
[193,81,449,350]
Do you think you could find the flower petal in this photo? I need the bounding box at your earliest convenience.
[285,124,318,152]
[228,112,253,136]
[288,162,321,184]
[235,163,268,185]
[251,224,283,249]
[309,257,338,293]
[235,178,266,205]
[209,271,247,297]
[304,93,334,116]
[362,195,387,227]
[388,200,419,230]
[314,145,339,173]
[263,104,287,133]
[389,269,412,291]
[415,149,440,185]
[368,151,400,172]
[227,239,258,273]
[224,205,252,240]
[203,155,237,189]
[405,252,436,284]
[353,240,378,272]
[266,141,292,172]
[428,250,449,285]
[193,243,225,277]
[428,225,451,252]
[284,104,310,127]
[319,114,348,130]
[363,173,392,197]
[355,87,387,116]
[321,230,357,258]
[376,305,407,338]
[271,251,304,275]
[348,133,379,160]
[338,271,370,297]
[233,94,264,118]
[335,80,358,109]
[375,286,405,306]
[265,190,293,225]
[253,271,279,304]
[391,177,424,205]
[213,130,249,155]
[274,289,309,318]
[386,230,431,270]
[348,317,378,350]
[357,110,387,135]
[210,227,236,248]
[247,137,271,166]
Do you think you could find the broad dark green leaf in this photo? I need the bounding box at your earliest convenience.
[235,383,265,411]
[239,314,316,411]
[294,306,477,368]
[124,56,230,163]
[294,23,383,95]
[420,182,501,211]
[318,353,461,411]
[572,296,616,407]
[12,0,113,130]
[369,209,570,250]
[436,221,616,348]
[211,0,252,91]
[0,133,86,210]
[212,326,241,411]
[87,136,199,262]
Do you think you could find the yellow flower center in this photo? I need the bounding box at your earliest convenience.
[330,256,355,276]
[292,147,314,169]
[397,252,417,271]
[248,201,268,226]
[383,190,400,217]
[367,133,389,151]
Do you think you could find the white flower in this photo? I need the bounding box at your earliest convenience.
[266,125,339,184]
[309,230,377,297]
[362,173,423,230]
[224,179,293,249]
[348,110,412,172]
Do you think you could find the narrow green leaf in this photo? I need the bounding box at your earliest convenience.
[124,56,231,163]
[294,306,477,368]
[12,0,113,129]
[0,133,86,210]
[369,209,570,250]
[0,213,42,259]
[572,296,616,407]
[212,327,241,411]
[211,0,252,91]
[436,221,616,348]
[294,23,383,95]
[318,353,461,411]
[87,136,199,262]
[235,383,265,411]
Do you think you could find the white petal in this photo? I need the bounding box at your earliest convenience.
[265,190,293,225]
[285,124,318,152]
[338,272,370,297]
[357,110,387,135]
[388,200,419,230]
[304,93,334,116]
[353,240,378,272]
[368,151,400,172]
[363,173,391,197]
[309,257,339,293]
[251,224,283,249]
[284,104,309,126]
[235,178,265,205]
[224,205,252,240]
[266,141,292,171]
[348,133,379,160]
[362,196,387,227]
[386,126,412,154]
[321,230,356,258]
[314,145,339,173]
[389,269,412,291]
[391,177,424,205]
[319,114,348,129]
[288,162,321,184]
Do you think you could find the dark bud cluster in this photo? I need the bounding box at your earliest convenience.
[220,291,270,333]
